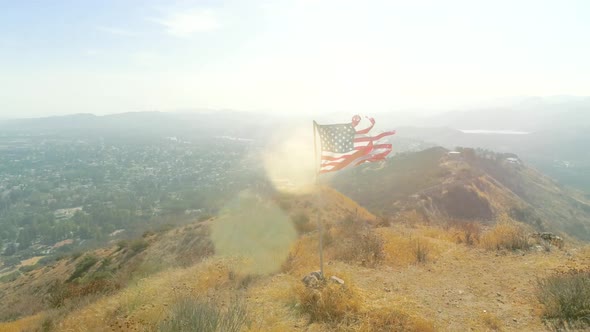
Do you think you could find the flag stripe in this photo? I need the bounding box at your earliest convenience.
[319,145,372,173]
[354,130,396,142]
[316,115,395,174]
[354,117,375,134]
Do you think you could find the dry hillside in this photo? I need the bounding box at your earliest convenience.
[0,187,589,331]
[331,147,590,241]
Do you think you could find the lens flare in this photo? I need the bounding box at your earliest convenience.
[210,190,297,274]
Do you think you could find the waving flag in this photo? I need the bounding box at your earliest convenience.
[315,115,395,173]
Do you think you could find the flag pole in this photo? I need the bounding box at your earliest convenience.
[313,121,324,278]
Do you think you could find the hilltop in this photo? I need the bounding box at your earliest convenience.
[0,188,374,327]
[0,176,589,331]
[330,147,590,241]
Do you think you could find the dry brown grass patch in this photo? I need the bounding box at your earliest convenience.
[281,236,320,275]
[357,307,435,332]
[480,312,503,331]
[378,227,439,266]
[331,217,384,267]
[537,268,590,330]
[294,274,436,331]
[295,275,361,324]
[158,295,248,332]
[0,314,44,332]
[448,221,482,246]
[480,218,531,251]
[56,257,245,331]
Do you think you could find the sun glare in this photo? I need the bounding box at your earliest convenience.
[263,126,317,194]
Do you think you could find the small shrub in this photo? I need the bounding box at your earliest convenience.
[129,239,149,254]
[463,224,480,246]
[480,312,502,331]
[334,229,384,267]
[67,254,98,282]
[45,282,69,308]
[411,239,429,264]
[376,215,391,227]
[359,307,435,332]
[295,280,361,323]
[537,269,590,330]
[158,296,247,332]
[334,217,384,267]
[480,220,530,251]
[451,221,481,246]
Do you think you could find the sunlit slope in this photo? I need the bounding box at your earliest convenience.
[0,186,373,326]
[331,147,590,240]
[1,181,590,331]
[0,220,214,323]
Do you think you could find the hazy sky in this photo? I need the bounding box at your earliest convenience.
[1,0,589,118]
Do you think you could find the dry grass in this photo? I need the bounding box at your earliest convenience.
[331,216,385,267]
[0,314,44,332]
[281,235,321,276]
[480,312,503,331]
[4,189,590,332]
[378,226,442,267]
[243,274,304,332]
[392,210,428,227]
[448,221,482,246]
[293,273,436,331]
[158,296,247,332]
[54,257,246,331]
[294,277,434,332]
[480,217,531,251]
[357,307,435,332]
[295,278,362,324]
[321,187,377,224]
[537,268,590,330]
[411,239,430,263]
[6,223,589,332]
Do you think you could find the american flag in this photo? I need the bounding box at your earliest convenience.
[315,115,396,173]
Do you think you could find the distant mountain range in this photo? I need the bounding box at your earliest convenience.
[420,97,590,131]
[0,111,286,142]
[2,97,588,191]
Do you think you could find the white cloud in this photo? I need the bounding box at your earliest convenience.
[96,26,136,37]
[150,9,221,37]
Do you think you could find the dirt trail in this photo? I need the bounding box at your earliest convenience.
[336,243,573,331]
